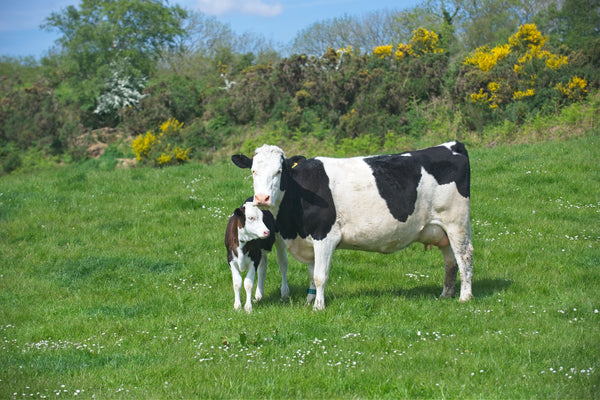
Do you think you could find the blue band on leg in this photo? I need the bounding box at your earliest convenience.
[307,288,317,295]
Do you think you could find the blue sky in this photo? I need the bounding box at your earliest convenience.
[0,0,420,59]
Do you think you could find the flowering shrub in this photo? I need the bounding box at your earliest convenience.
[463,23,583,119]
[555,76,588,101]
[464,45,511,72]
[409,28,443,56]
[372,28,442,62]
[373,45,393,58]
[132,118,190,166]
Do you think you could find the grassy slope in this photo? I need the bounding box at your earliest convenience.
[1,135,599,399]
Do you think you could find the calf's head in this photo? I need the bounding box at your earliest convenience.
[236,203,271,242]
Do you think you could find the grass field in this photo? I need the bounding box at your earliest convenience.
[1,135,599,399]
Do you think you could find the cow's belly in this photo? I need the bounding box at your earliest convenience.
[338,216,421,253]
[285,237,315,264]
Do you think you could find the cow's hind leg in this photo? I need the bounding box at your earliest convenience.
[445,226,474,302]
[440,246,457,299]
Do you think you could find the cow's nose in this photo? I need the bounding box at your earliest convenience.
[254,194,271,206]
[263,229,270,237]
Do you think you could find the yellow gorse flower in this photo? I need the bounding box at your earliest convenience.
[373,28,442,60]
[464,44,510,72]
[555,76,588,100]
[132,118,190,166]
[132,131,157,161]
[513,89,535,100]
[509,23,547,50]
[160,117,184,135]
[410,28,443,55]
[373,45,393,58]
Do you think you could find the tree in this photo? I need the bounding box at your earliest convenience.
[42,0,187,125]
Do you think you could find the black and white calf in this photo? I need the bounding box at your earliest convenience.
[232,142,474,310]
[225,201,279,313]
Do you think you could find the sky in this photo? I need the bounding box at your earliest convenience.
[0,0,420,59]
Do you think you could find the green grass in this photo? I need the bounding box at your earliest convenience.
[1,136,599,399]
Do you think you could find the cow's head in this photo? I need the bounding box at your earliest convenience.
[232,145,305,209]
[235,203,271,242]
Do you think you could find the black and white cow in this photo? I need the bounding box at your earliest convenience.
[225,201,284,313]
[232,142,474,311]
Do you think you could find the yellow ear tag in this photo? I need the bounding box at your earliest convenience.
[291,162,298,169]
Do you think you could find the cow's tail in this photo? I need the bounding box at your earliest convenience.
[452,141,469,159]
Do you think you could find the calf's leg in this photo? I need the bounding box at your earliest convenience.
[230,263,243,311]
[243,266,256,313]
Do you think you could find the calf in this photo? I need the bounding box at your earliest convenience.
[232,142,474,310]
[225,201,277,313]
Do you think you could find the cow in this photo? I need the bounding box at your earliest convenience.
[231,142,474,311]
[225,201,283,313]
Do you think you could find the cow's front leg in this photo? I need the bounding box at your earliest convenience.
[312,234,340,311]
[275,234,290,300]
[230,263,243,311]
[243,266,256,313]
[254,252,268,302]
[306,263,316,304]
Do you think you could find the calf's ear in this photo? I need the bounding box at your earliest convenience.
[231,154,252,169]
[234,207,245,222]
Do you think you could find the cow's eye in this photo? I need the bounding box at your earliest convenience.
[251,170,257,176]
[276,169,281,175]
[248,217,255,222]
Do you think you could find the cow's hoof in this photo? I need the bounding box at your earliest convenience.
[234,303,242,311]
[254,293,263,302]
[244,304,253,313]
[459,293,473,302]
[312,299,325,311]
[281,285,290,300]
[439,291,456,299]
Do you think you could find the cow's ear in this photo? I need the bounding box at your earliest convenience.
[231,154,252,169]
[286,155,306,169]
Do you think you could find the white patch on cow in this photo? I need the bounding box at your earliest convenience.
[401,153,412,157]
[440,141,460,154]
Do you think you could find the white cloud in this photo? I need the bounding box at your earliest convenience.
[191,0,283,17]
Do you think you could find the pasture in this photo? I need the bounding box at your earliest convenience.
[1,136,599,399]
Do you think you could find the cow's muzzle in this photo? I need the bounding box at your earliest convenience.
[254,194,271,207]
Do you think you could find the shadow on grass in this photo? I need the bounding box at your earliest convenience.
[261,278,512,306]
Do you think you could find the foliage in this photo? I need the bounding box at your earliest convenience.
[93,59,147,117]
[132,118,190,166]
[42,0,186,123]
[458,23,590,129]
[1,0,600,169]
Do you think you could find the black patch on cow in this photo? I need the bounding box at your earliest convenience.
[364,142,470,223]
[277,158,336,241]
